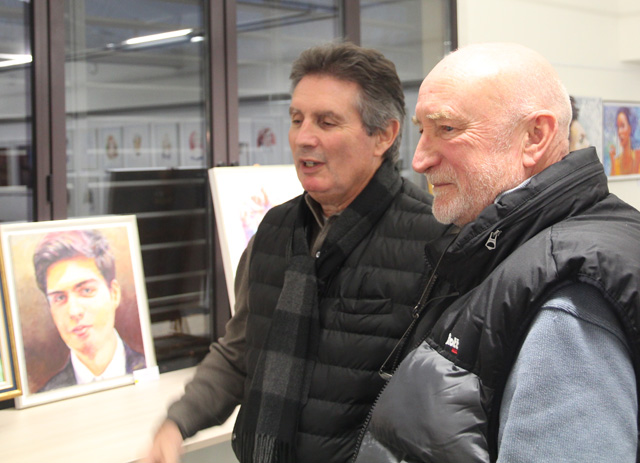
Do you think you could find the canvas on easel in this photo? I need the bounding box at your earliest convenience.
[208,165,302,312]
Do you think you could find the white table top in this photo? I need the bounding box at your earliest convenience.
[0,368,236,463]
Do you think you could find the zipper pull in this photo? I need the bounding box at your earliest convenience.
[485,229,502,250]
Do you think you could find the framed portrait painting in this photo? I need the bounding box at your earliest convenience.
[180,121,205,167]
[153,122,179,168]
[250,117,286,165]
[0,266,21,401]
[208,164,302,312]
[123,124,152,168]
[569,96,603,161]
[602,102,640,178]
[98,126,124,170]
[0,215,156,408]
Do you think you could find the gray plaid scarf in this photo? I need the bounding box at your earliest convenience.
[233,160,401,463]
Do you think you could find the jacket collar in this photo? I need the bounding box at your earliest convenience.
[428,147,609,293]
[312,159,402,283]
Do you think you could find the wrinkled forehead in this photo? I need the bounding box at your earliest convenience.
[415,65,505,121]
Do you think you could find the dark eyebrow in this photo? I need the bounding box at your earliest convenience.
[46,290,66,299]
[288,107,344,123]
[46,278,99,298]
[74,278,100,290]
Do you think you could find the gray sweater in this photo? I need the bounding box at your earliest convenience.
[498,283,637,462]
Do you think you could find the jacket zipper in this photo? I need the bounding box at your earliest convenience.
[378,273,439,380]
[350,272,439,462]
[350,235,458,461]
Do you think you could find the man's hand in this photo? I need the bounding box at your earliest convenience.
[144,420,184,463]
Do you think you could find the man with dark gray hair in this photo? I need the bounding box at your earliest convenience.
[145,42,450,463]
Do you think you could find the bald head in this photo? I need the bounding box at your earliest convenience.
[412,42,573,226]
[429,43,572,157]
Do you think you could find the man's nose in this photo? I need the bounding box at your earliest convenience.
[67,295,85,320]
[412,132,439,173]
[292,120,320,149]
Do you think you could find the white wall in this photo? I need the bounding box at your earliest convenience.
[456,0,640,210]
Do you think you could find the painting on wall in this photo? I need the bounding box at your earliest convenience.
[180,121,205,167]
[603,102,640,177]
[250,117,285,165]
[0,215,156,408]
[153,123,180,168]
[123,125,152,168]
[569,96,603,161]
[98,126,124,170]
[208,165,302,312]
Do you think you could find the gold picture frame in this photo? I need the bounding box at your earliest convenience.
[0,256,22,401]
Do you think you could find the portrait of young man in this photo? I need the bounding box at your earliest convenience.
[0,222,150,401]
[31,228,147,392]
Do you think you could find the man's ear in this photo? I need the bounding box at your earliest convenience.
[374,119,400,158]
[522,111,558,168]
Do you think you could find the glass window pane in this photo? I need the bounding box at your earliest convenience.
[64,0,212,372]
[237,1,341,166]
[0,0,33,223]
[361,0,454,186]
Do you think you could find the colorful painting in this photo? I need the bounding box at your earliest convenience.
[569,96,603,160]
[603,102,640,177]
[208,165,302,312]
[0,216,156,408]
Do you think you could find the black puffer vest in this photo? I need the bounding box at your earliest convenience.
[354,148,640,462]
[243,163,449,462]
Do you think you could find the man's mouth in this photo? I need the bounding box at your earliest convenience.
[302,160,320,167]
[72,325,91,337]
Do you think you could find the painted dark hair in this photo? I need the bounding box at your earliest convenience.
[33,229,115,294]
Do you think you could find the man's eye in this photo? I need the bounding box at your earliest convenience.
[50,294,67,305]
[80,286,96,296]
[442,125,455,132]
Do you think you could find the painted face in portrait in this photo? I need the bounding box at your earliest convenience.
[617,111,632,146]
[569,119,590,151]
[45,256,120,360]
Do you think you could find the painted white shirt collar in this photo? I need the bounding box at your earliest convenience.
[70,330,126,385]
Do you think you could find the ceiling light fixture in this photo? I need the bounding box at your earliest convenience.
[124,28,193,46]
[0,54,32,68]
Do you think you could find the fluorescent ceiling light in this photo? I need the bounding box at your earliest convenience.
[124,28,193,46]
[0,54,32,68]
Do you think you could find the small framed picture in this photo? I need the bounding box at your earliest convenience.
[153,122,179,168]
[0,268,21,401]
[602,101,640,178]
[180,121,206,167]
[0,215,156,408]
[98,126,124,170]
[208,164,302,312]
[123,124,152,168]
[250,117,285,165]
